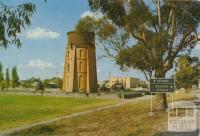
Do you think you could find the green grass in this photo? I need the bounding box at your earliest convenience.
[12,92,196,136]
[0,93,120,131]
[12,97,167,136]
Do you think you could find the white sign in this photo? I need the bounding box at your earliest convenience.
[168,102,197,132]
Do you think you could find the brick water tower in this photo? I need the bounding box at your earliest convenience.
[62,31,97,93]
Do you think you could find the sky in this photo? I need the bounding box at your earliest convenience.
[1,0,200,82]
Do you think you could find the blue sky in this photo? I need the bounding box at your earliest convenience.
[1,0,200,81]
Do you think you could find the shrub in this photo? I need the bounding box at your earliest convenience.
[1,81,6,90]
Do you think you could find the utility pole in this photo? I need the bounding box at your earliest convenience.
[56,71,59,88]
[157,0,161,27]
[109,72,111,88]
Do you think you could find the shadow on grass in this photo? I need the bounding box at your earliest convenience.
[152,130,199,136]
[10,125,54,136]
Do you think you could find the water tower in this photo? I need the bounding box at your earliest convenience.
[62,31,97,93]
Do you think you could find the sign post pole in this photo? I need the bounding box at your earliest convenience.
[172,94,174,110]
[151,93,153,112]
[149,78,175,116]
[149,93,154,116]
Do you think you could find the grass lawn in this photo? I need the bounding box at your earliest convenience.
[0,93,120,131]
[13,91,196,136]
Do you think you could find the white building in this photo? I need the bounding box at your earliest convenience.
[109,77,140,89]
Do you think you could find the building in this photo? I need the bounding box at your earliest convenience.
[62,31,97,93]
[140,80,149,89]
[109,77,140,89]
[140,80,147,85]
[98,80,110,88]
[199,79,200,88]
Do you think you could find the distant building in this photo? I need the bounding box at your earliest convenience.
[199,79,200,88]
[48,82,58,88]
[62,31,97,93]
[140,80,147,85]
[31,82,38,87]
[98,80,110,88]
[109,77,140,89]
[140,80,149,88]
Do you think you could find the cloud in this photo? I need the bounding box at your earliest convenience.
[80,11,103,19]
[81,11,94,18]
[97,68,101,73]
[195,41,200,50]
[58,74,63,78]
[19,59,55,70]
[26,27,60,39]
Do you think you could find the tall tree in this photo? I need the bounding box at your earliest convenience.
[0,1,41,48]
[76,16,129,59]
[79,0,200,110]
[0,62,4,89]
[5,67,10,89]
[176,56,200,90]
[0,62,3,82]
[11,66,19,88]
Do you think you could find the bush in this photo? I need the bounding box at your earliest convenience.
[124,93,142,99]
[124,89,132,92]
[0,81,6,90]
[138,83,148,88]
[118,92,143,99]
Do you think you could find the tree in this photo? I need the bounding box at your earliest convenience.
[176,56,200,90]
[44,77,63,89]
[0,62,3,82]
[78,0,200,110]
[11,66,19,88]
[76,16,129,59]
[0,62,5,90]
[116,43,154,81]
[0,1,36,48]
[5,67,10,89]
[20,77,39,88]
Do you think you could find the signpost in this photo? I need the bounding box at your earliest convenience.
[149,78,175,116]
[150,78,175,93]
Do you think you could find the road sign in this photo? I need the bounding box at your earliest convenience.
[150,78,175,93]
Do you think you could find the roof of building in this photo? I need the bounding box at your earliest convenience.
[110,77,140,80]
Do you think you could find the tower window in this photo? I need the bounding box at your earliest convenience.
[67,76,69,89]
[67,50,70,58]
[79,75,82,89]
[80,50,83,58]
[67,63,70,71]
[79,62,82,71]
